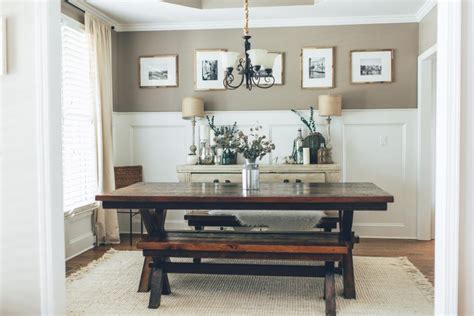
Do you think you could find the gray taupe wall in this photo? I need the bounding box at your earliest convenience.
[114,23,419,112]
[418,6,437,54]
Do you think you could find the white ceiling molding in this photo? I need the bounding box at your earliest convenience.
[415,0,437,21]
[114,15,419,32]
[69,0,119,27]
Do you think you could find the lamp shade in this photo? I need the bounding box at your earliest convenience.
[262,53,278,70]
[221,51,241,69]
[247,49,268,66]
[318,95,342,116]
[182,97,204,119]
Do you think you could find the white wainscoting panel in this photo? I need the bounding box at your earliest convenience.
[113,109,418,238]
[64,210,95,260]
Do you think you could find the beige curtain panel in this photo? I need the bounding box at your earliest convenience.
[85,13,120,245]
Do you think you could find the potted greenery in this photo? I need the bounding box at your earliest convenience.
[235,125,275,190]
[291,107,326,164]
[207,116,239,165]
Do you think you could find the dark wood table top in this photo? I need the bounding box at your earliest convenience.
[96,182,393,207]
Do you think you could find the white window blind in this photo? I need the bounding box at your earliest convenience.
[61,18,98,213]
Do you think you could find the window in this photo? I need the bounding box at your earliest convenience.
[61,17,98,213]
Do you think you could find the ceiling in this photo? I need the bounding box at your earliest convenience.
[73,0,436,32]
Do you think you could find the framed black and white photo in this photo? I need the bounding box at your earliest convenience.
[195,49,227,91]
[351,49,393,84]
[301,47,334,89]
[139,55,178,88]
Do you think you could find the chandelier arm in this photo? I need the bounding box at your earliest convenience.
[224,59,246,90]
[254,75,276,89]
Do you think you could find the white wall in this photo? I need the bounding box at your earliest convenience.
[113,108,419,239]
[459,0,474,313]
[0,1,64,315]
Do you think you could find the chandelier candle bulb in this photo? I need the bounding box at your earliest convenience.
[221,52,241,70]
[263,53,278,71]
[247,49,268,67]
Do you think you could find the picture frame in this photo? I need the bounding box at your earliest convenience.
[265,52,284,85]
[301,47,334,89]
[1,16,7,76]
[195,49,227,91]
[139,55,178,88]
[350,49,394,84]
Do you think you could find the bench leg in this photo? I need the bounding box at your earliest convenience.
[325,262,336,316]
[193,225,203,264]
[343,248,356,299]
[138,256,153,292]
[148,258,164,309]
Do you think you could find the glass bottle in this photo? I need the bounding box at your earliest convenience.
[294,128,303,164]
[317,142,326,164]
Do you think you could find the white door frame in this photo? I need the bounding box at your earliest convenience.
[417,44,437,241]
[34,1,65,314]
[434,0,462,314]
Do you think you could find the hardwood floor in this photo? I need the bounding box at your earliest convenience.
[66,234,434,284]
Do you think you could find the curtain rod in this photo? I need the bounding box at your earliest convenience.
[64,0,116,30]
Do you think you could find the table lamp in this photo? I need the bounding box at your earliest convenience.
[318,95,342,144]
[182,97,204,162]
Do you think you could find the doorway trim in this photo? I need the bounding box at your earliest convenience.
[434,0,462,314]
[34,1,65,314]
[417,44,437,241]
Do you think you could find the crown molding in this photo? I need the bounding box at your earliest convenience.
[115,14,418,32]
[68,0,120,27]
[415,0,437,22]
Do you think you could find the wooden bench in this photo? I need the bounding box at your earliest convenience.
[137,231,349,315]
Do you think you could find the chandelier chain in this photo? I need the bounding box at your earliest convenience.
[243,0,249,35]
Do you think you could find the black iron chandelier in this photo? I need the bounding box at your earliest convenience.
[221,0,277,90]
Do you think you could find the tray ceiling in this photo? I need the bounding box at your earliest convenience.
[76,0,436,31]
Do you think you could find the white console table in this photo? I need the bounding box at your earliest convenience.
[176,164,341,184]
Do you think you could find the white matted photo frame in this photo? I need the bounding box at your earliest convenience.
[301,47,334,89]
[195,49,227,91]
[139,55,178,88]
[350,49,394,84]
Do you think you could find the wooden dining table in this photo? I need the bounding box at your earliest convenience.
[96,182,393,316]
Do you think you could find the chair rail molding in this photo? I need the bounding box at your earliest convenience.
[113,108,418,239]
[434,0,462,314]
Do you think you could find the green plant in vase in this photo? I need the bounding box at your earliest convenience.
[291,106,326,164]
[207,115,239,165]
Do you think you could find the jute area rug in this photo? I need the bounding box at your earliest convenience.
[67,250,433,315]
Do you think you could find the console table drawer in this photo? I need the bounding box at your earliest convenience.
[260,173,325,183]
[191,173,242,183]
[190,172,326,183]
